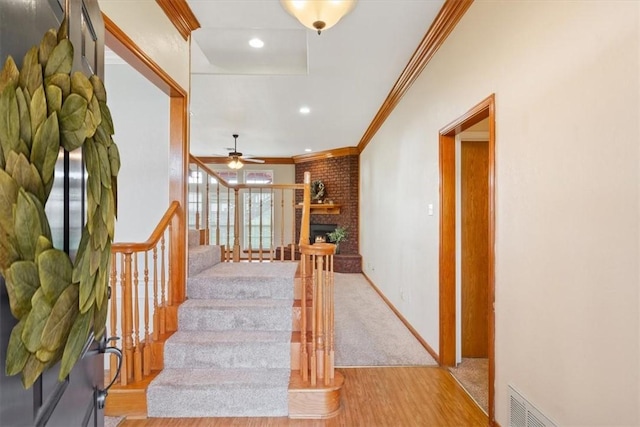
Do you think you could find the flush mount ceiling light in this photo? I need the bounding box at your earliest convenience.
[299,106,311,114]
[280,0,357,35]
[248,38,264,48]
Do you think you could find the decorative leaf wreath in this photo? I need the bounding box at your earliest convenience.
[0,18,120,388]
[311,179,325,201]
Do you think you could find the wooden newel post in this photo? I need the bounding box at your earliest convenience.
[299,242,336,386]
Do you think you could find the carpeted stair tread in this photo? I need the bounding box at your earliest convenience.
[188,262,297,300]
[178,299,292,331]
[147,368,290,417]
[163,330,291,369]
[188,245,222,276]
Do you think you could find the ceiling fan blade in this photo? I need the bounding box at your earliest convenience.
[242,158,265,164]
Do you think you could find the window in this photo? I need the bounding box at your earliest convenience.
[244,170,274,250]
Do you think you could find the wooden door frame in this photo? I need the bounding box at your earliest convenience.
[102,15,188,303]
[439,94,495,423]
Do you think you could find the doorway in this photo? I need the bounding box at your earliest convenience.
[439,94,495,423]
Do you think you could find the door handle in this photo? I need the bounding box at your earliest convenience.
[96,337,122,410]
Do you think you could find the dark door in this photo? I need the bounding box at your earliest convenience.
[0,1,106,426]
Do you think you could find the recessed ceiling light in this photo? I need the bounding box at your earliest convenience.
[305,148,312,152]
[299,106,310,114]
[249,38,264,48]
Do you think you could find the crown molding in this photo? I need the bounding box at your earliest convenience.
[357,0,473,153]
[156,0,201,41]
[196,157,294,165]
[293,147,360,164]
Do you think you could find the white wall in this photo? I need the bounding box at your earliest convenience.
[360,2,639,425]
[98,0,191,91]
[105,62,169,242]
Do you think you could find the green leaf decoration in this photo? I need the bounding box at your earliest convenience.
[30,112,59,190]
[0,84,20,162]
[38,248,72,304]
[79,272,96,314]
[15,88,32,149]
[21,288,52,353]
[10,153,45,203]
[95,242,110,309]
[57,16,68,42]
[34,235,53,260]
[89,243,101,277]
[39,29,58,66]
[59,93,88,151]
[19,46,43,97]
[5,260,39,319]
[89,75,106,103]
[30,85,47,140]
[59,305,92,381]
[108,144,120,177]
[41,284,79,352]
[45,84,62,115]
[98,101,114,135]
[0,56,19,94]
[0,168,18,236]
[44,39,72,78]
[29,191,52,242]
[0,233,20,272]
[102,188,115,239]
[87,174,101,210]
[70,71,93,102]
[45,73,71,98]
[84,109,97,139]
[93,292,108,340]
[21,354,46,389]
[88,96,102,129]
[5,318,29,376]
[36,347,57,363]
[13,188,44,261]
[61,127,86,153]
[91,214,108,251]
[96,142,111,189]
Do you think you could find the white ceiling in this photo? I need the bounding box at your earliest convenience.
[186,0,445,159]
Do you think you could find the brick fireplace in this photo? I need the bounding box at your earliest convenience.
[295,155,361,273]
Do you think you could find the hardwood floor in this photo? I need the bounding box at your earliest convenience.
[120,367,488,426]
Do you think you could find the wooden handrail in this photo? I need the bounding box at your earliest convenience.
[112,201,180,253]
[190,155,231,187]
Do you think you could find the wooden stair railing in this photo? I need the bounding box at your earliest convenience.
[109,201,182,387]
[189,155,304,262]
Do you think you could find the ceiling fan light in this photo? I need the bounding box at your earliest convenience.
[228,157,243,169]
[280,0,357,34]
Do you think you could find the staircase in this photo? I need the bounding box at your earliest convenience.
[145,231,298,417]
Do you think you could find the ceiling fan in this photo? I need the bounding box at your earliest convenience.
[223,134,265,169]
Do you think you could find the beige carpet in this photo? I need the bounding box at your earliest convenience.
[105,416,123,427]
[449,357,488,413]
[334,273,437,367]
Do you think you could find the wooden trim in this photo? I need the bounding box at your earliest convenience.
[362,273,440,363]
[196,156,295,165]
[293,147,360,164]
[156,0,200,41]
[357,0,473,153]
[103,14,187,97]
[104,13,188,304]
[438,93,495,424]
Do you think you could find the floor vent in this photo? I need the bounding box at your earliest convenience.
[509,386,557,427]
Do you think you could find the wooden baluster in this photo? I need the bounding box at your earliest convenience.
[152,246,159,341]
[310,253,317,386]
[122,253,133,385]
[280,189,285,261]
[269,189,274,261]
[204,173,210,244]
[167,225,173,306]
[143,250,151,376]
[248,189,252,261]
[133,255,142,382]
[291,193,296,261]
[160,235,166,334]
[259,188,263,262]
[109,253,119,383]
[195,166,200,230]
[226,186,231,261]
[233,188,240,262]
[328,252,335,380]
[216,179,220,246]
[300,253,309,382]
[316,254,325,382]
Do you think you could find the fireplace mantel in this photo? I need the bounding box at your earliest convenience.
[296,203,341,215]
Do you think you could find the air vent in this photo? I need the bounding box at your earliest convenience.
[509,386,557,427]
